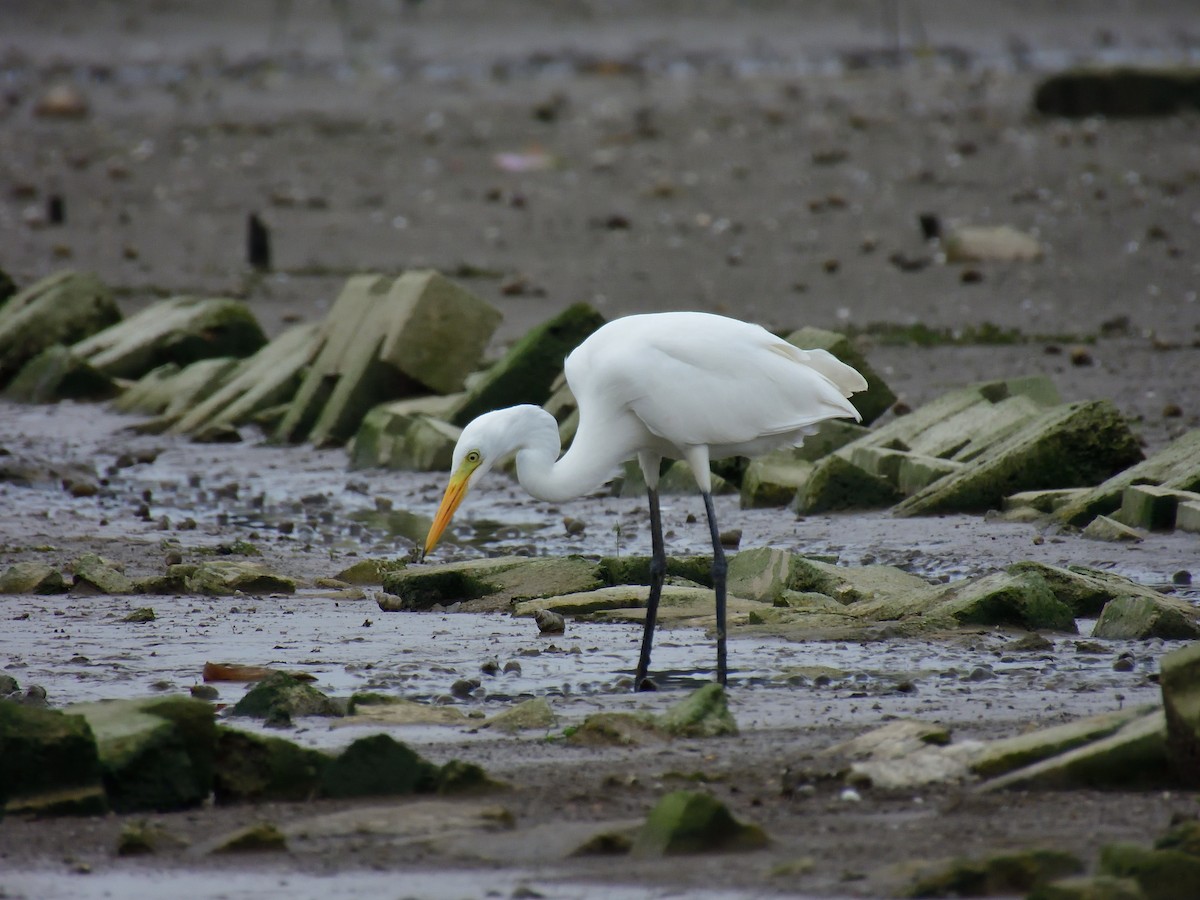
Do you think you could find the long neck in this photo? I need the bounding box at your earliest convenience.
[510,407,627,503]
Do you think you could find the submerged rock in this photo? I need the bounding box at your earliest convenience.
[631,791,767,857]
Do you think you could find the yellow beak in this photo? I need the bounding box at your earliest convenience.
[423,464,475,558]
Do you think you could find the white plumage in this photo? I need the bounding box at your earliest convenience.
[424,311,868,689]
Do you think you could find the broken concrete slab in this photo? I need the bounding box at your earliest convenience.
[1092,595,1200,640]
[376,269,502,395]
[0,701,107,816]
[1158,642,1200,785]
[1006,562,1160,618]
[67,696,217,812]
[1056,429,1200,527]
[1083,515,1145,543]
[930,571,1077,632]
[450,302,606,426]
[898,454,965,496]
[979,710,1170,791]
[0,271,121,387]
[380,556,603,612]
[114,357,239,419]
[1097,842,1200,900]
[1004,488,1090,515]
[740,452,813,508]
[785,326,896,425]
[794,453,902,513]
[1117,484,1200,531]
[185,561,297,596]
[4,344,120,404]
[72,295,266,380]
[1177,501,1200,535]
[171,321,320,437]
[895,400,1142,516]
[349,410,461,471]
[0,561,68,594]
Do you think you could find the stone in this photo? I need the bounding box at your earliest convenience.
[116,820,184,856]
[979,711,1169,791]
[1098,842,1200,900]
[533,608,565,633]
[1159,642,1200,785]
[1177,501,1200,535]
[569,712,666,747]
[209,821,288,854]
[513,584,695,618]
[971,706,1154,778]
[931,571,1077,632]
[1035,68,1200,118]
[34,83,90,118]
[785,326,896,425]
[4,344,120,404]
[349,410,461,471]
[656,459,735,496]
[334,558,404,586]
[658,684,738,738]
[1118,485,1200,530]
[944,224,1043,263]
[380,556,602,612]
[68,696,217,813]
[212,727,330,804]
[450,302,606,426]
[319,734,438,798]
[171,322,319,436]
[481,698,557,733]
[114,357,238,419]
[0,702,107,816]
[739,453,813,508]
[897,454,965,495]
[1009,562,1178,618]
[895,400,1142,517]
[1155,819,1200,856]
[435,759,507,796]
[376,269,502,394]
[72,295,265,380]
[794,453,902,513]
[1027,875,1146,900]
[339,696,466,727]
[1057,429,1200,527]
[1092,595,1200,640]
[71,552,135,595]
[0,271,120,388]
[230,672,342,721]
[905,849,1083,898]
[1084,515,1145,542]
[824,720,952,761]
[185,560,297,595]
[598,555,712,587]
[631,791,768,857]
[0,561,68,594]
[1004,488,1090,514]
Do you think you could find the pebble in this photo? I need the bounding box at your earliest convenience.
[1113,652,1136,672]
[562,516,586,536]
[480,658,501,676]
[190,684,219,700]
[1068,345,1094,366]
[34,83,90,119]
[503,660,522,675]
[534,609,565,634]
[1172,570,1192,586]
[450,677,480,698]
[965,666,996,682]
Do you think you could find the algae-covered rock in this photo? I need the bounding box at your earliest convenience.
[785,326,895,425]
[68,696,217,813]
[435,759,507,796]
[0,701,107,816]
[970,707,1153,779]
[933,571,1077,632]
[740,453,813,508]
[114,356,238,419]
[1098,842,1200,900]
[1118,485,1200,531]
[631,791,767,857]
[1159,642,1200,785]
[186,560,297,596]
[0,271,120,388]
[1084,515,1145,542]
[795,453,902,513]
[319,734,438,798]
[450,302,606,426]
[896,400,1142,516]
[598,555,712,588]
[569,711,666,747]
[72,295,265,380]
[376,269,502,394]
[659,684,738,738]
[71,552,136,595]
[335,558,404,586]
[1009,563,1178,619]
[1027,875,1147,900]
[0,561,68,594]
[482,698,557,733]
[980,711,1169,791]
[1093,595,1200,640]
[905,848,1083,898]
[1056,429,1200,527]
[231,672,342,721]
[381,556,602,612]
[209,821,288,854]
[5,344,120,404]
[1155,819,1200,857]
[212,727,331,805]
[349,409,460,471]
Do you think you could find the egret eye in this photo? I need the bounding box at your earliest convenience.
[465,450,481,464]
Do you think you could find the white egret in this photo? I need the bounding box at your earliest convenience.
[423,311,867,690]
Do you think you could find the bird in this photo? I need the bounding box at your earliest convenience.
[423,311,867,690]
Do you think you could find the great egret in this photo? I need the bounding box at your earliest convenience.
[423,311,867,689]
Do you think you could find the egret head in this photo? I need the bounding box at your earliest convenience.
[422,413,509,557]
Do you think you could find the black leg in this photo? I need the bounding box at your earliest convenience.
[702,491,728,686]
[634,486,666,691]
